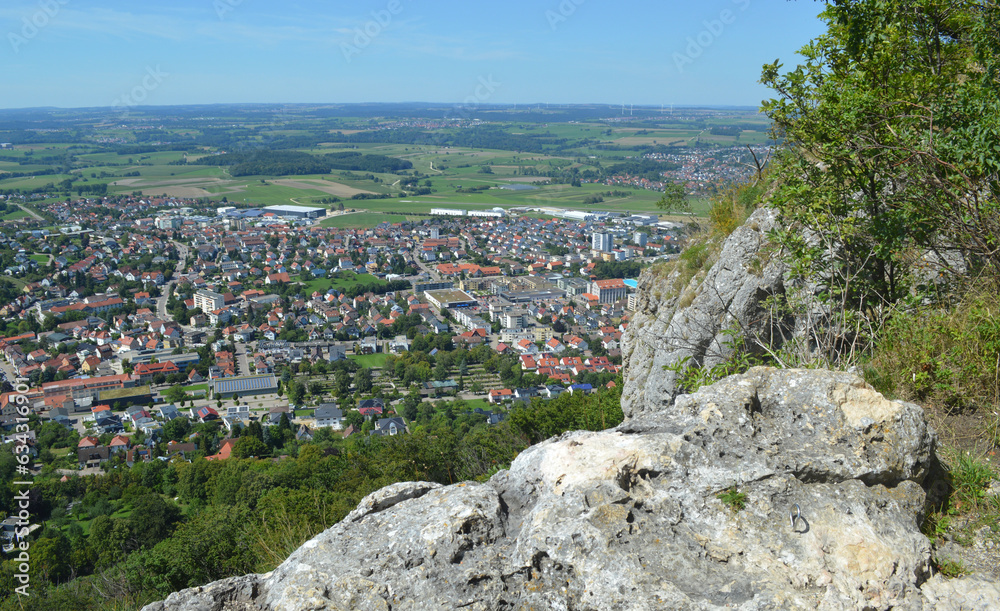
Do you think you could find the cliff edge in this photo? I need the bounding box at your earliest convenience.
[144,367,1000,610]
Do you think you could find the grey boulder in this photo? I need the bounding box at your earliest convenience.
[144,368,999,610]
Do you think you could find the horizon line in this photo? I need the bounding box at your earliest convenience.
[0,102,763,113]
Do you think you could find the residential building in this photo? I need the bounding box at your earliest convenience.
[193,290,226,313]
[588,278,628,304]
[592,232,614,253]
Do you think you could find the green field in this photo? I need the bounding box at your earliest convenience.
[349,353,388,368]
[462,399,492,412]
[2,106,765,229]
[297,271,388,295]
[1,208,33,221]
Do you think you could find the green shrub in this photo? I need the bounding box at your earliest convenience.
[708,179,764,237]
[864,285,1000,414]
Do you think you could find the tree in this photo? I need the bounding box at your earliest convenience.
[245,420,264,441]
[655,182,688,215]
[356,367,373,394]
[434,358,449,381]
[233,434,268,458]
[342,410,364,428]
[401,387,422,421]
[309,381,325,397]
[288,380,305,406]
[163,417,191,442]
[127,494,181,550]
[334,370,351,397]
[761,0,1000,324]
[164,385,188,404]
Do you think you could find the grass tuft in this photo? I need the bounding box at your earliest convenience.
[716,486,747,513]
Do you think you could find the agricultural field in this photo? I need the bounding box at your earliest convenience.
[1,207,33,221]
[0,104,771,228]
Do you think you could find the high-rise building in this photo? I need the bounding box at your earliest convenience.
[592,232,614,252]
[193,290,226,314]
[634,232,648,247]
[430,227,440,239]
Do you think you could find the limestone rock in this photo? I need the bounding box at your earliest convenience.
[920,575,1000,611]
[622,207,791,420]
[145,368,972,611]
[141,574,265,611]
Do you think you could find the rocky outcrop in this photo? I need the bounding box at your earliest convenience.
[621,207,791,420]
[143,368,999,610]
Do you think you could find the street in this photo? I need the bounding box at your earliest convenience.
[155,240,190,322]
[234,342,250,376]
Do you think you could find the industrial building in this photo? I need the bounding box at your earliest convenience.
[412,280,454,293]
[262,205,325,219]
[425,288,478,310]
[498,289,566,304]
[429,208,506,218]
[211,374,279,399]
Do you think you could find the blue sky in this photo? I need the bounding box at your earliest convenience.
[0,0,827,109]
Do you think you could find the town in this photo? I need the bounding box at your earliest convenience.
[0,193,683,491]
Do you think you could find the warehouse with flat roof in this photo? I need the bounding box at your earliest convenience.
[211,374,279,398]
[425,289,478,310]
[262,205,325,219]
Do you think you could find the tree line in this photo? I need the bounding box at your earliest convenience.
[192,151,412,177]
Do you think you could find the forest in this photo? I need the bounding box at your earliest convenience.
[191,150,412,176]
[0,387,623,610]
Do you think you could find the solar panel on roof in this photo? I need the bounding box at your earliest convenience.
[213,376,276,394]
